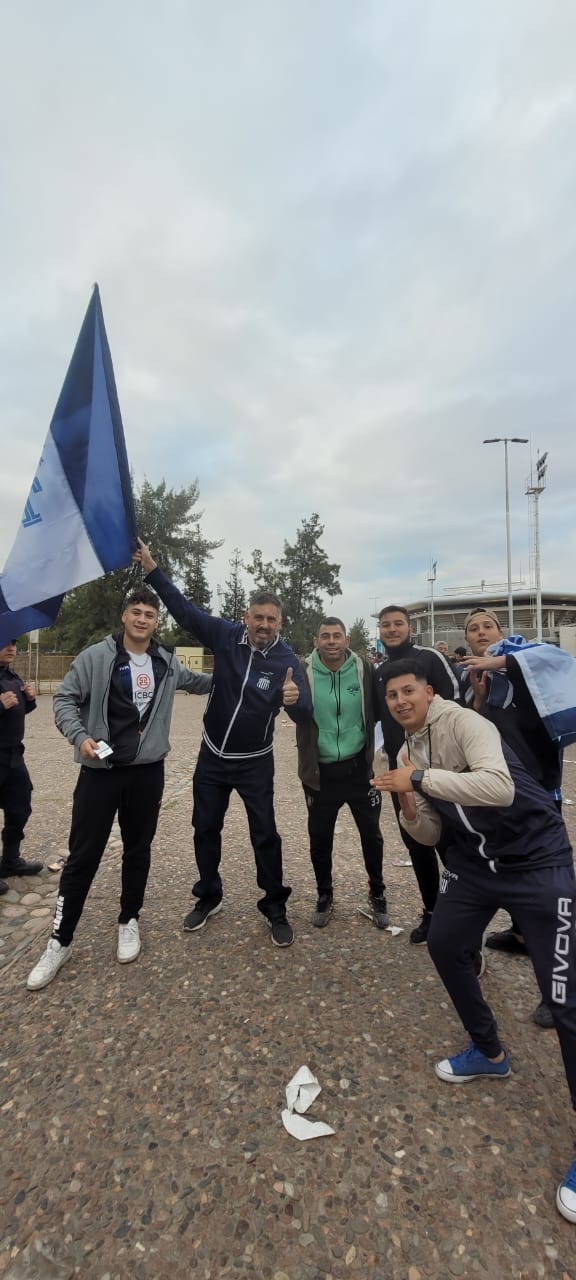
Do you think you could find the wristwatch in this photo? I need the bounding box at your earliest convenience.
[410,769,425,793]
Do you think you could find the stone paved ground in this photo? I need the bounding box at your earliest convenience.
[2,695,576,1280]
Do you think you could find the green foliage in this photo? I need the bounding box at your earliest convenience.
[246,514,341,654]
[41,479,220,653]
[348,617,371,656]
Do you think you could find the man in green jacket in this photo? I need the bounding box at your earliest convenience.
[296,617,387,929]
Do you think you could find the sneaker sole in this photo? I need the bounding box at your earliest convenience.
[265,919,294,947]
[26,946,72,991]
[556,1185,576,1223]
[183,901,223,932]
[118,944,142,964]
[434,1063,511,1083]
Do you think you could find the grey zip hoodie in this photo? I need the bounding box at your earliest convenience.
[54,635,211,768]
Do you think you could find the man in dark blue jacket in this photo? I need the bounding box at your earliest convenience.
[0,639,43,894]
[373,659,576,1226]
[135,540,312,947]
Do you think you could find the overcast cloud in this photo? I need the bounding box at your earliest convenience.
[2,1,575,634]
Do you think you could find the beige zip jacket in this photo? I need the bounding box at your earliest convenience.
[398,696,515,846]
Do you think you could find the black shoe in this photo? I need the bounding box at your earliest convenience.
[183,899,222,932]
[312,894,334,928]
[410,910,432,944]
[267,916,294,947]
[0,879,8,895]
[0,856,44,877]
[369,895,389,930]
[485,928,528,955]
[533,999,555,1029]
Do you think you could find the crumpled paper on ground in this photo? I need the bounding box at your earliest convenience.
[281,1065,335,1140]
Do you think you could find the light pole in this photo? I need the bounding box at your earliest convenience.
[427,559,437,645]
[526,451,548,641]
[483,437,528,634]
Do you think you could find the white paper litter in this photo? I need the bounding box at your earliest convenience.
[281,1065,335,1140]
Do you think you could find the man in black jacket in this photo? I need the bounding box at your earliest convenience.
[460,606,563,1027]
[135,540,312,948]
[373,605,460,942]
[0,639,43,893]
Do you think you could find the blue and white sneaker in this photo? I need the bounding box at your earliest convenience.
[435,1043,511,1083]
[557,1154,576,1223]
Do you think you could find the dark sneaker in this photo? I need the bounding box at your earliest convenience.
[369,895,389,930]
[410,910,432,944]
[435,1043,511,1083]
[312,894,334,928]
[267,917,294,947]
[485,928,528,955]
[183,899,222,932]
[0,879,8,895]
[533,999,555,1028]
[0,856,44,877]
[557,1154,576,1223]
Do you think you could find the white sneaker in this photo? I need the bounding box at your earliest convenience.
[27,938,72,990]
[118,919,141,963]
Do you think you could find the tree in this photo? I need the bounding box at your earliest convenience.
[41,479,221,652]
[219,548,247,622]
[246,513,341,654]
[164,524,223,646]
[348,617,371,656]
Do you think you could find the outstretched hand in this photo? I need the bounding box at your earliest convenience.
[282,667,300,706]
[371,764,416,794]
[133,538,157,575]
[460,655,506,672]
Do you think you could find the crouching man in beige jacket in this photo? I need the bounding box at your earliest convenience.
[372,657,576,1226]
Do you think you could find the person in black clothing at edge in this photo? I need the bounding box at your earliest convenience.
[296,617,386,929]
[373,605,460,942]
[460,607,564,1029]
[0,639,43,894]
[134,539,312,949]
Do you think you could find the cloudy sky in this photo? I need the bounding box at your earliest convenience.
[2,1,575,634]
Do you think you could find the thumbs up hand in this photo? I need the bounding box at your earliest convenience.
[282,666,300,706]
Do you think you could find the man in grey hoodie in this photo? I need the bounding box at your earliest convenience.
[26,587,211,990]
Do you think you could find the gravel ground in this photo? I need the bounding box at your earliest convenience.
[1,694,576,1280]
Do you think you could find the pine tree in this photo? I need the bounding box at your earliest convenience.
[220,549,247,621]
[246,514,341,654]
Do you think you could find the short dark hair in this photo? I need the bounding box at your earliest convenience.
[248,590,283,613]
[124,587,160,613]
[454,646,467,658]
[380,658,428,692]
[378,605,410,623]
[316,616,347,635]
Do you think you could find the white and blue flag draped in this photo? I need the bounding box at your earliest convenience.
[0,285,137,647]
[488,635,576,749]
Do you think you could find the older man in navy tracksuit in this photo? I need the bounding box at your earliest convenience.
[135,540,312,947]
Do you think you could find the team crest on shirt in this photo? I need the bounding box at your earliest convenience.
[257,675,271,691]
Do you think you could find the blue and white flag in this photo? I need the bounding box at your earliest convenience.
[0,285,137,646]
[488,635,576,749]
